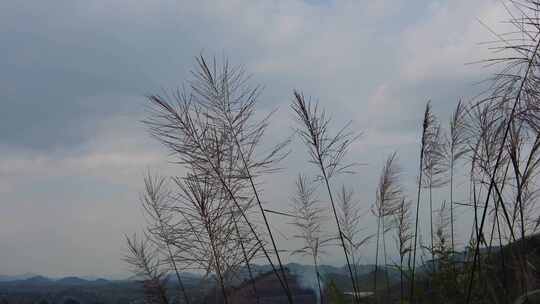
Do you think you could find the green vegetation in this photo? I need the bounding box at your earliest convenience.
[326,280,346,304]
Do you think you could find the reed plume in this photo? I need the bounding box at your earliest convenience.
[372,152,403,297]
[292,91,361,303]
[290,174,328,303]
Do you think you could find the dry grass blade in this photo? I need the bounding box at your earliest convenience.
[443,100,471,252]
[141,55,294,302]
[291,91,359,181]
[191,55,294,302]
[466,1,540,302]
[124,234,170,304]
[290,174,328,303]
[291,91,361,303]
[337,185,373,294]
[410,101,433,301]
[374,152,403,218]
[141,173,191,304]
[394,198,413,302]
[373,152,403,297]
[418,103,447,271]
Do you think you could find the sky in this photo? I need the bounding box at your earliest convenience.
[0,0,511,278]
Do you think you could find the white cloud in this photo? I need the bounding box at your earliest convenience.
[0,112,166,189]
[0,0,516,274]
[400,0,509,82]
[0,112,168,276]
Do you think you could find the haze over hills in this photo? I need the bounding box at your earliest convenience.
[0,273,40,282]
[0,262,400,288]
[0,263,396,304]
[2,236,538,304]
[0,263,371,284]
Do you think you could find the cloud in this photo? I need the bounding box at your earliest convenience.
[0,0,512,275]
[399,0,509,82]
[0,113,169,276]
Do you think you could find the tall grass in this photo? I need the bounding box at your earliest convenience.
[290,174,328,303]
[444,100,470,254]
[464,1,540,301]
[138,56,294,303]
[125,3,540,303]
[394,198,412,303]
[337,186,373,295]
[292,91,362,304]
[410,101,436,301]
[372,152,402,298]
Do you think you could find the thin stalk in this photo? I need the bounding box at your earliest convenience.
[166,244,190,304]
[450,160,455,254]
[232,211,260,304]
[212,66,294,302]
[207,225,229,304]
[429,185,435,271]
[410,102,431,301]
[382,218,390,291]
[182,116,290,297]
[141,176,190,304]
[313,254,324,304]
[400,254,404,304]
[232,135,294,303]
[320,169,360,304]
[466,38,540,304]
[495,204,509,303]
[291,92,361,303]
[374,215,381,300]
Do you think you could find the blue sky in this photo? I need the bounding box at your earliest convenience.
[0,0,508,277]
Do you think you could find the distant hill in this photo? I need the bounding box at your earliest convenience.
[206,270,317,304]
[1,235,537,304]
[165,272,203,281]
[21,276,52,285]
[92,278,110,284]
[0,273,40,282]
[0,275,116,287]
[0,263,374,285]
[0,276,144,304]
[321,266,401,293]
[56,277,89,285]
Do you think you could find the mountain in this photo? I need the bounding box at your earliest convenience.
[206,269,317,304]
[0,275,114,286]
[165,272,203,288]
[0,276,145,304]
[20,275,52,285]
[93,278,110,284]
[0,273,40,282]
[56,276,89,285]
[321,266,401,293]
[239,263,378,280]
[166,272,203,281]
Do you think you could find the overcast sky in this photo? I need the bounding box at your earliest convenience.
[0,0,510,278]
